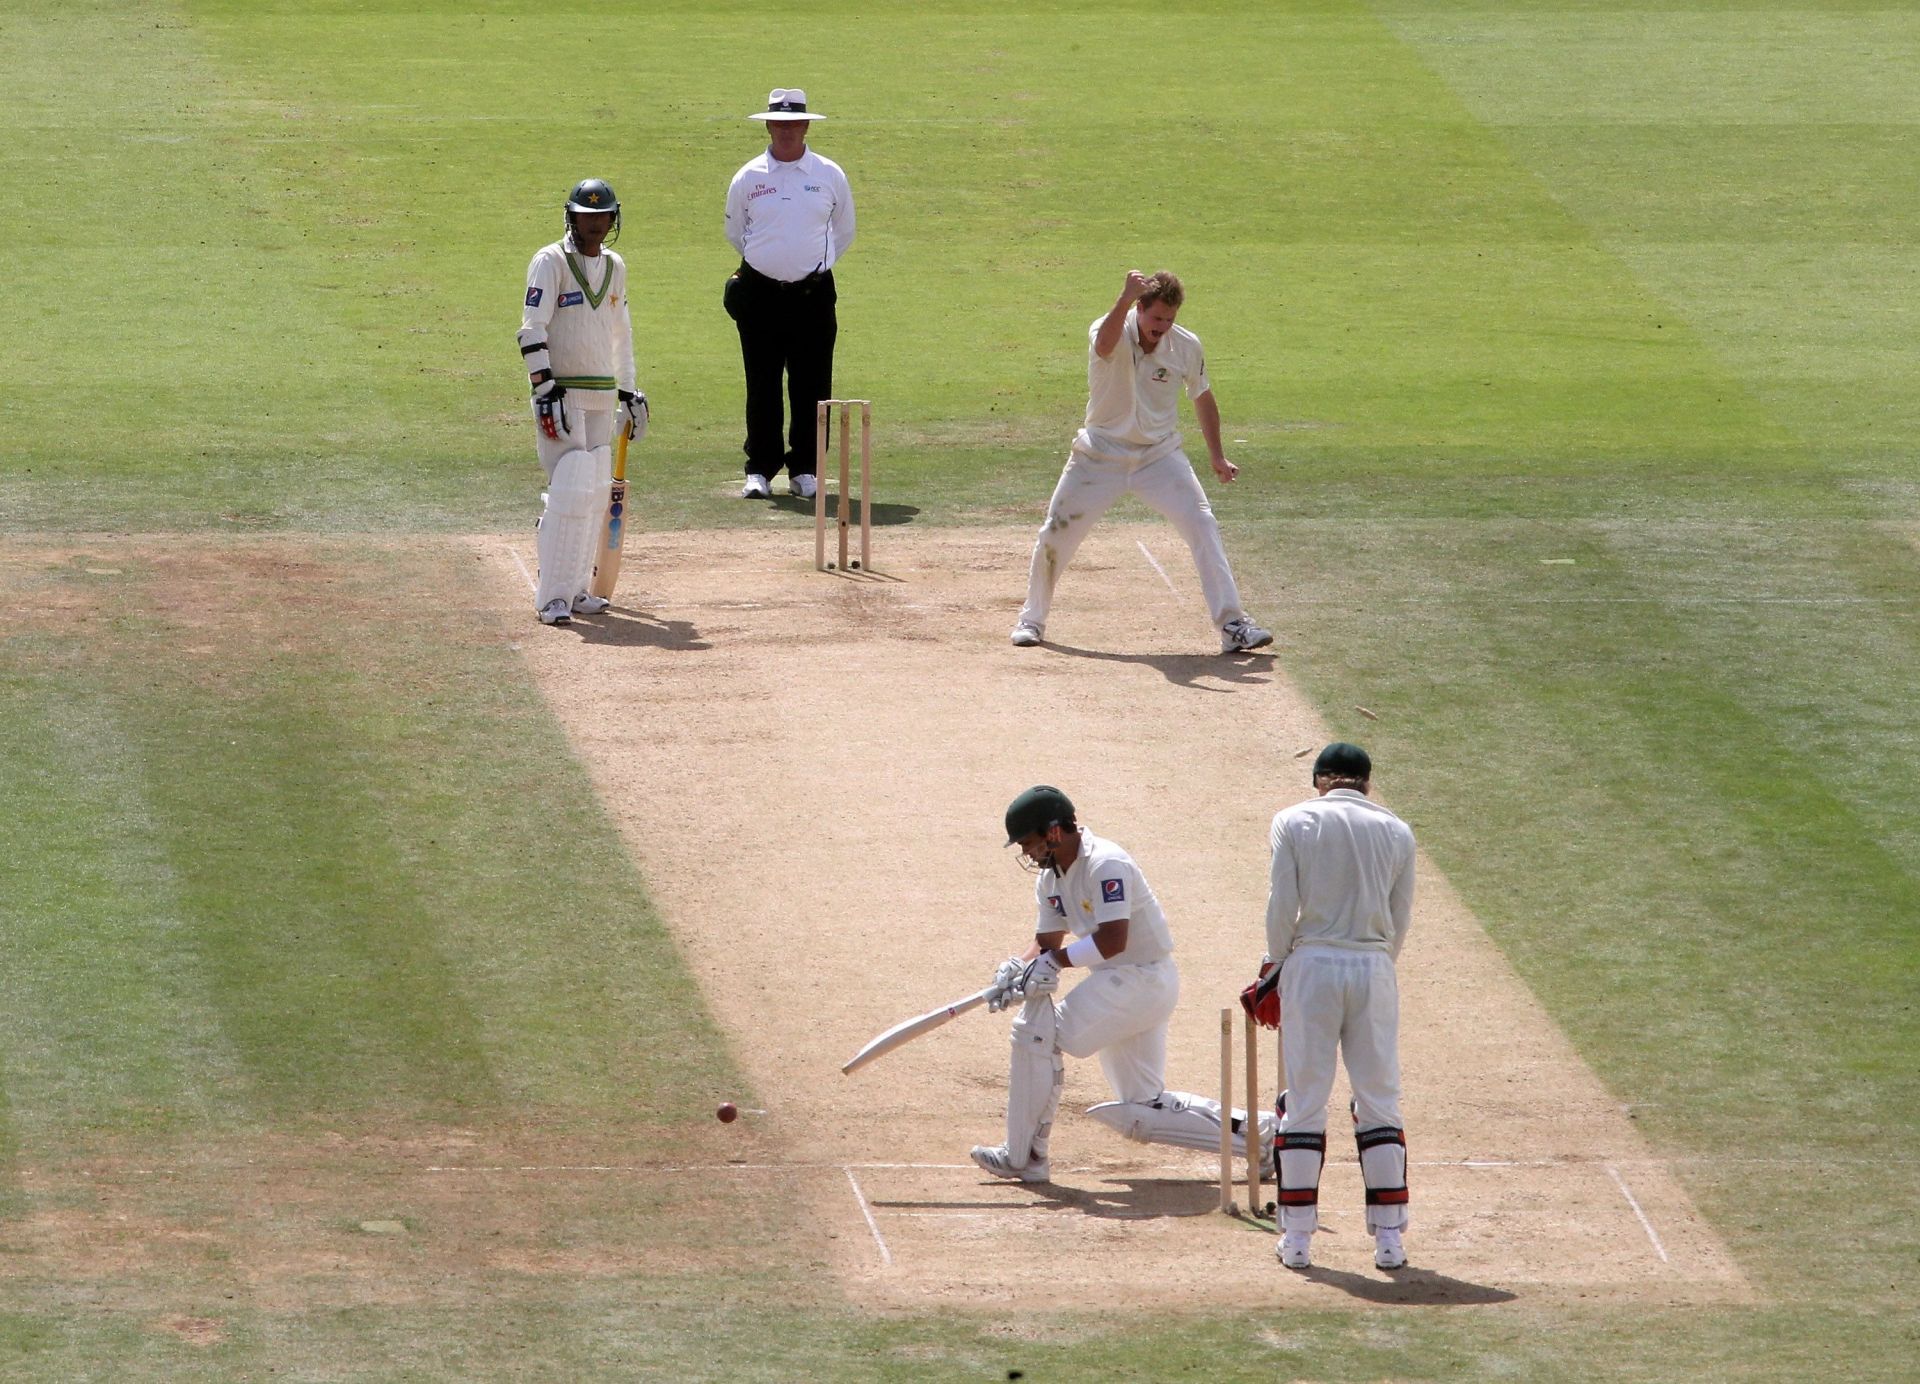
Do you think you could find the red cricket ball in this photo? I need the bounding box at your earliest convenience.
[716,1101,738,1123]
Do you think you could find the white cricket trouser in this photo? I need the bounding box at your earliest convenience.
[1277,946,1402,1134]
[1018,448,1247,633]
[1057,957,1180,1103]
[531,401,616,480]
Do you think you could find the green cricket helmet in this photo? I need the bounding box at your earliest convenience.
[1004,786,1075,845]
[564,178,621,243]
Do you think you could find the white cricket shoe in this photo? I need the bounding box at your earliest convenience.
[538,598,572,626]
[741,474,772,499]
[789,473,818,499]
[1009,623,1043,648]
[1278,1230,1312,1269]
[970,1144,1050,1183]
[1374,1227,1407,1270]
[571,593,610,615]
[1221,617,1275,654]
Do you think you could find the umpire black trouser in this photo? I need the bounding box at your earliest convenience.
[722,263,837,480]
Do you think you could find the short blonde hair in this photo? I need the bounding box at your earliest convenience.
[1138,271,1185,310]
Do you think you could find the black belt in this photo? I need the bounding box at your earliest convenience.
[738,260,831,290]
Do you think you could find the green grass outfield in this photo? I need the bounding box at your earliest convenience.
[3,1,1917,1378]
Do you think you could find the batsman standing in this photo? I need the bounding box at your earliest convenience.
[517,179,648,625]
[1260,742,1417,1271]
[1011,270,1273,655]
[972,787,1275,1182]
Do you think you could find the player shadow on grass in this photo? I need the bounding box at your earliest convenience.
[1041,642,1277,691]
[1293,1261,1517,1306]
[563,610,709,650]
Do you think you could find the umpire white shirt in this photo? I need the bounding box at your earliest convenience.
[724,147,856,283]
[1265,790,1416,960]
[1073,308,1211,467]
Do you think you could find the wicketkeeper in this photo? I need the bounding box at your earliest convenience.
[1257,742,1418,1271]
[971,787,1276,1182]
[517,178,648,625]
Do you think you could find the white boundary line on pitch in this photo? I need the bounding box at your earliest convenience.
[1606,1164,1670,1263]
[1136,540,1181,599]
[418,1162,976,1175]
[842,1166,893,1267]
[507,543,536,593]
[396,1155,1892,1175]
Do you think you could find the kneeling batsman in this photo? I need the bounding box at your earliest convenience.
[971,786,1276,1184]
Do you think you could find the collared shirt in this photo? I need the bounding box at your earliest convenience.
[1032,829,1175,966]
[724,146,856,282]
[519,238,635,405]
[1265,790,1417,961]
[1072,307,1212,466]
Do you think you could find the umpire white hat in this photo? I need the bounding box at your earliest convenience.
[749,88,827,122]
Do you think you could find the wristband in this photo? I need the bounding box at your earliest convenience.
[1064,935,1101,967]
[517,327,553,379]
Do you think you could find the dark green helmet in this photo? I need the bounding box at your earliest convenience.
[1312,742,1371,781]
[1005,786,1075,844]
[564,178,622,244]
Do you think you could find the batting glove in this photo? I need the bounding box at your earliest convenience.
[1017,951,1062,1002]
[531,372,569,441]
[985,955,1026,1013]
[618,389,649,442]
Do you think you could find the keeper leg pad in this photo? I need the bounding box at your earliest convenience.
[1277,1130,1327,1234]
[1006,993,1065,1167]
[1356,1126,1410,1232]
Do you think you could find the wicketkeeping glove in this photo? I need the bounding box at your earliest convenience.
[618,389,649,442]
[531,373,569,441]
[1240,957,1281,1030]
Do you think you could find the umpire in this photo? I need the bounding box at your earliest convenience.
[723,87,857,500]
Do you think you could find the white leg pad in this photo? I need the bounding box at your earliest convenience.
[1085,1091,1276,1171]
[536,448,610,610]
[1357,1126,1410,1232]
[1006,993,1064,1167]
[1278,1130,1328,1234]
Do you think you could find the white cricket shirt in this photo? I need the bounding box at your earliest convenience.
[1033,829,1175,966]
[1265,790,1417,961]
[520,239,635,408]
[1072,308,1212,466]
[724,147,856,283]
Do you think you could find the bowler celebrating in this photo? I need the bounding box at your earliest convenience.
[1011,270,1273,655]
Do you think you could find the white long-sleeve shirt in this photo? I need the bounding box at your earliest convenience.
[724,147,855,282]
[517,239,634,408]
[1265,790,1416,961]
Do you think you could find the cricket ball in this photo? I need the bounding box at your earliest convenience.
[716,1101,738,1124]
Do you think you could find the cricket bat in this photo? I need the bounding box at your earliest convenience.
[841,986,995,1075]
[588,426,630,600]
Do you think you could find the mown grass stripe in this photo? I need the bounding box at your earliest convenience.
[0,648,257,1142]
